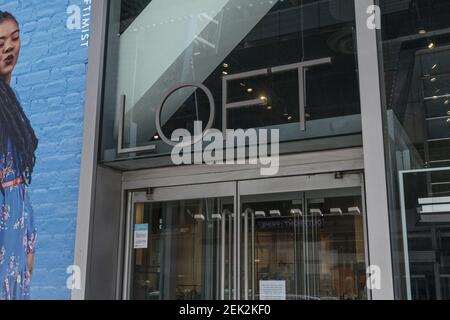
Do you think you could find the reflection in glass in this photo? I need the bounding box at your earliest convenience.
[241,189,367,300]
[101,0,361,163]
[131,197,233,300]
[380,0,450,300]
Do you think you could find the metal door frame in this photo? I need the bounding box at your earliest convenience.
[121,181,236,300]
[238,172,370,300]
[122,172,370,300]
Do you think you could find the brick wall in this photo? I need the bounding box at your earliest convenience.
[0,0,89,300]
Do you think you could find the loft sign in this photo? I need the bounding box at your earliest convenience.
[118,58,332,176]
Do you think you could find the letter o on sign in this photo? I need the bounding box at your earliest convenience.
[155,83,215,147]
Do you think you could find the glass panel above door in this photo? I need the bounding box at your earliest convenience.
[101,0,362,165]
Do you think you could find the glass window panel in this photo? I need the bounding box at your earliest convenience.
[380,0,450,300]
[100,0,361,164]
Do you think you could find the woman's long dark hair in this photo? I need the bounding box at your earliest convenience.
[0,12,38,194]
[0,80,38,191]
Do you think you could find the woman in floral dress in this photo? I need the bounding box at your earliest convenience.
[0,11,38,300]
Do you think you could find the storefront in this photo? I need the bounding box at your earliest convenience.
[122,160,367,300]
[72,0,450,300]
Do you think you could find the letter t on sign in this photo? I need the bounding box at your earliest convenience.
[271,58,332,131]
[222,57,332,132]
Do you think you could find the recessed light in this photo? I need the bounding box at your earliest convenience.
[418,29,427,35]
[430,77,437,82]
[266,105,272,110]
[247,88,253,93]
[310,208,323,217]
[348,207,361,215]
[194,214,205,221]
[287,115,293,121]
[432,64,438,70]
[444,100,449,105]
[290,208,303,216]
[330,208,343,216]
[254,211,266,217]
[432,96,439,100]
[154,135,160,140]
[447,118,450,123]
[223,63,229,68]
[260,96,267,100]
[428,41,435,49]
[269,210,281,217]
[222,71,228,75]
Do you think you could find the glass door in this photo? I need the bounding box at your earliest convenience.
[123,182,236,300]
[124,173,369,300]
[239,173,369,300]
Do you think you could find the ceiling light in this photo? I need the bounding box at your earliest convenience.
[444,100,449,105]
[266,105,272,110]
[432,64,438,70]
[287,115,293,121]
[223,63,229,68]
[430,77,437,82]
[153,135,160,140]
[310,208,323,217]
[194,214,205,221]
[348,207,361,215]
[269,210,281,217]
[447,118,450,124]
[418,29,427,35]
[330,208,343,216]
[222,71,228,75]
[247,88,253,93]
[432,96,439,100]
[260,96,267,101]
[446,110,450,115]
[428,41,435,49]
[254,211,266,217]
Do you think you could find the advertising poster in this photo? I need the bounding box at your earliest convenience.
[0,1,90,300]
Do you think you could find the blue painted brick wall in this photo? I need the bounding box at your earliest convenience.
[0,0,89,299]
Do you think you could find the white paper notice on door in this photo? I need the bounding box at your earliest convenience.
[134,224,149,249]
[259,281,286,300]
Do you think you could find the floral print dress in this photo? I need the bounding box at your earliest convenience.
[0,88,37,300]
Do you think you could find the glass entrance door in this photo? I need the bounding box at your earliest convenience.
[124,173,368,300]
[123,182,236,300]
[239,173,368,300]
